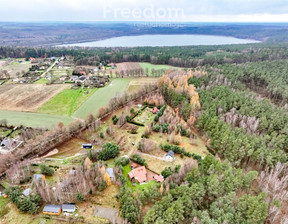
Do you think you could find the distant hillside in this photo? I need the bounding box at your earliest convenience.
[1,22,288,46]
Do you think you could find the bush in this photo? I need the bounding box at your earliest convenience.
[115,157,130,166]
[76,192,85,202]
[131,154,147,166]
[40,164,54,176]
[100,132,104,138]
[161,167,173,178]
[98,143,120,161]
[112,115,119,125]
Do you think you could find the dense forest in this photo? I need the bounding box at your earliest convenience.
[2,43,288,68]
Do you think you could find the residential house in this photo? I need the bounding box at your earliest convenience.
[128,166,147,183]
[43,204,62,215]
[165,151,175,162]
[62,204,76,213]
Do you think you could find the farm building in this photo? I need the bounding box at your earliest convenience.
[105,168,115,186]
[82,143,93,149]
[33,174,45,181]
[165,151,175,162]
[62,204,76,213]
[150,107,159,114]
[128,166,147,183]
[153,175,164,183]
[22,188,32,197]
[43,204,62,215]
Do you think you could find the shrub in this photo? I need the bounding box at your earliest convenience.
[76,192,85,202]
[98,143,120,161]
[161,167,173,178]
[115,157,130,166]
[131,154,147,166]
[112,115,119,125]
[40,165,54,176]
[100,132,104,138]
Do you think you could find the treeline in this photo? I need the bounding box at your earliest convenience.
[206,59,288,105]
[196,85,288,167]
[2,44,288,67]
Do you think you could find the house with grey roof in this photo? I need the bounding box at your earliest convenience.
[62,203,76,213]
[165,151,175,162]
[106,168,115,182]
[43,204,62,215]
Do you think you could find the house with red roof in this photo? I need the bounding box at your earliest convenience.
[128,166,147,183]
[150,107,159,114]
[153,175,164,183]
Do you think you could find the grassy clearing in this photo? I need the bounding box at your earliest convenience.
[150,132,208,157]
[0,197,8,207]
[127,77,158,92]
[139,63,180,75]
[34,78,48,84]
[1,59,32,78]
[38,88,97,116]
[0,110,73,129]
[73,78,131,119]
[50,137,87,159]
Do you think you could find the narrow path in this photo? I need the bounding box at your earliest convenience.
[41,59,58,78]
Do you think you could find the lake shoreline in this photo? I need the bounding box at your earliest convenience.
[58,34,261,48]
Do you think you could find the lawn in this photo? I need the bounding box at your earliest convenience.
[73,78,131,119]
[34,78,48,84]
[0,197,8,207]
[38,88,97,116]
[0,110,73,129]
[139,63,180,76]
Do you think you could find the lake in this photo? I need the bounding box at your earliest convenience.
[60,34,260,47]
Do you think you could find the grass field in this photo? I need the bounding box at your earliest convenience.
[139,63,180,75]
[0,110,73,129]
[127,77,158,92]
[38,88,97,116]
[73,78,131,119]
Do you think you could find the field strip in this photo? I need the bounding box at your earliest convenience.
[73,78,132,119]
[0,110,73,129]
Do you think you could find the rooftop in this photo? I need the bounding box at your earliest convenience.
[128,166,147,183]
